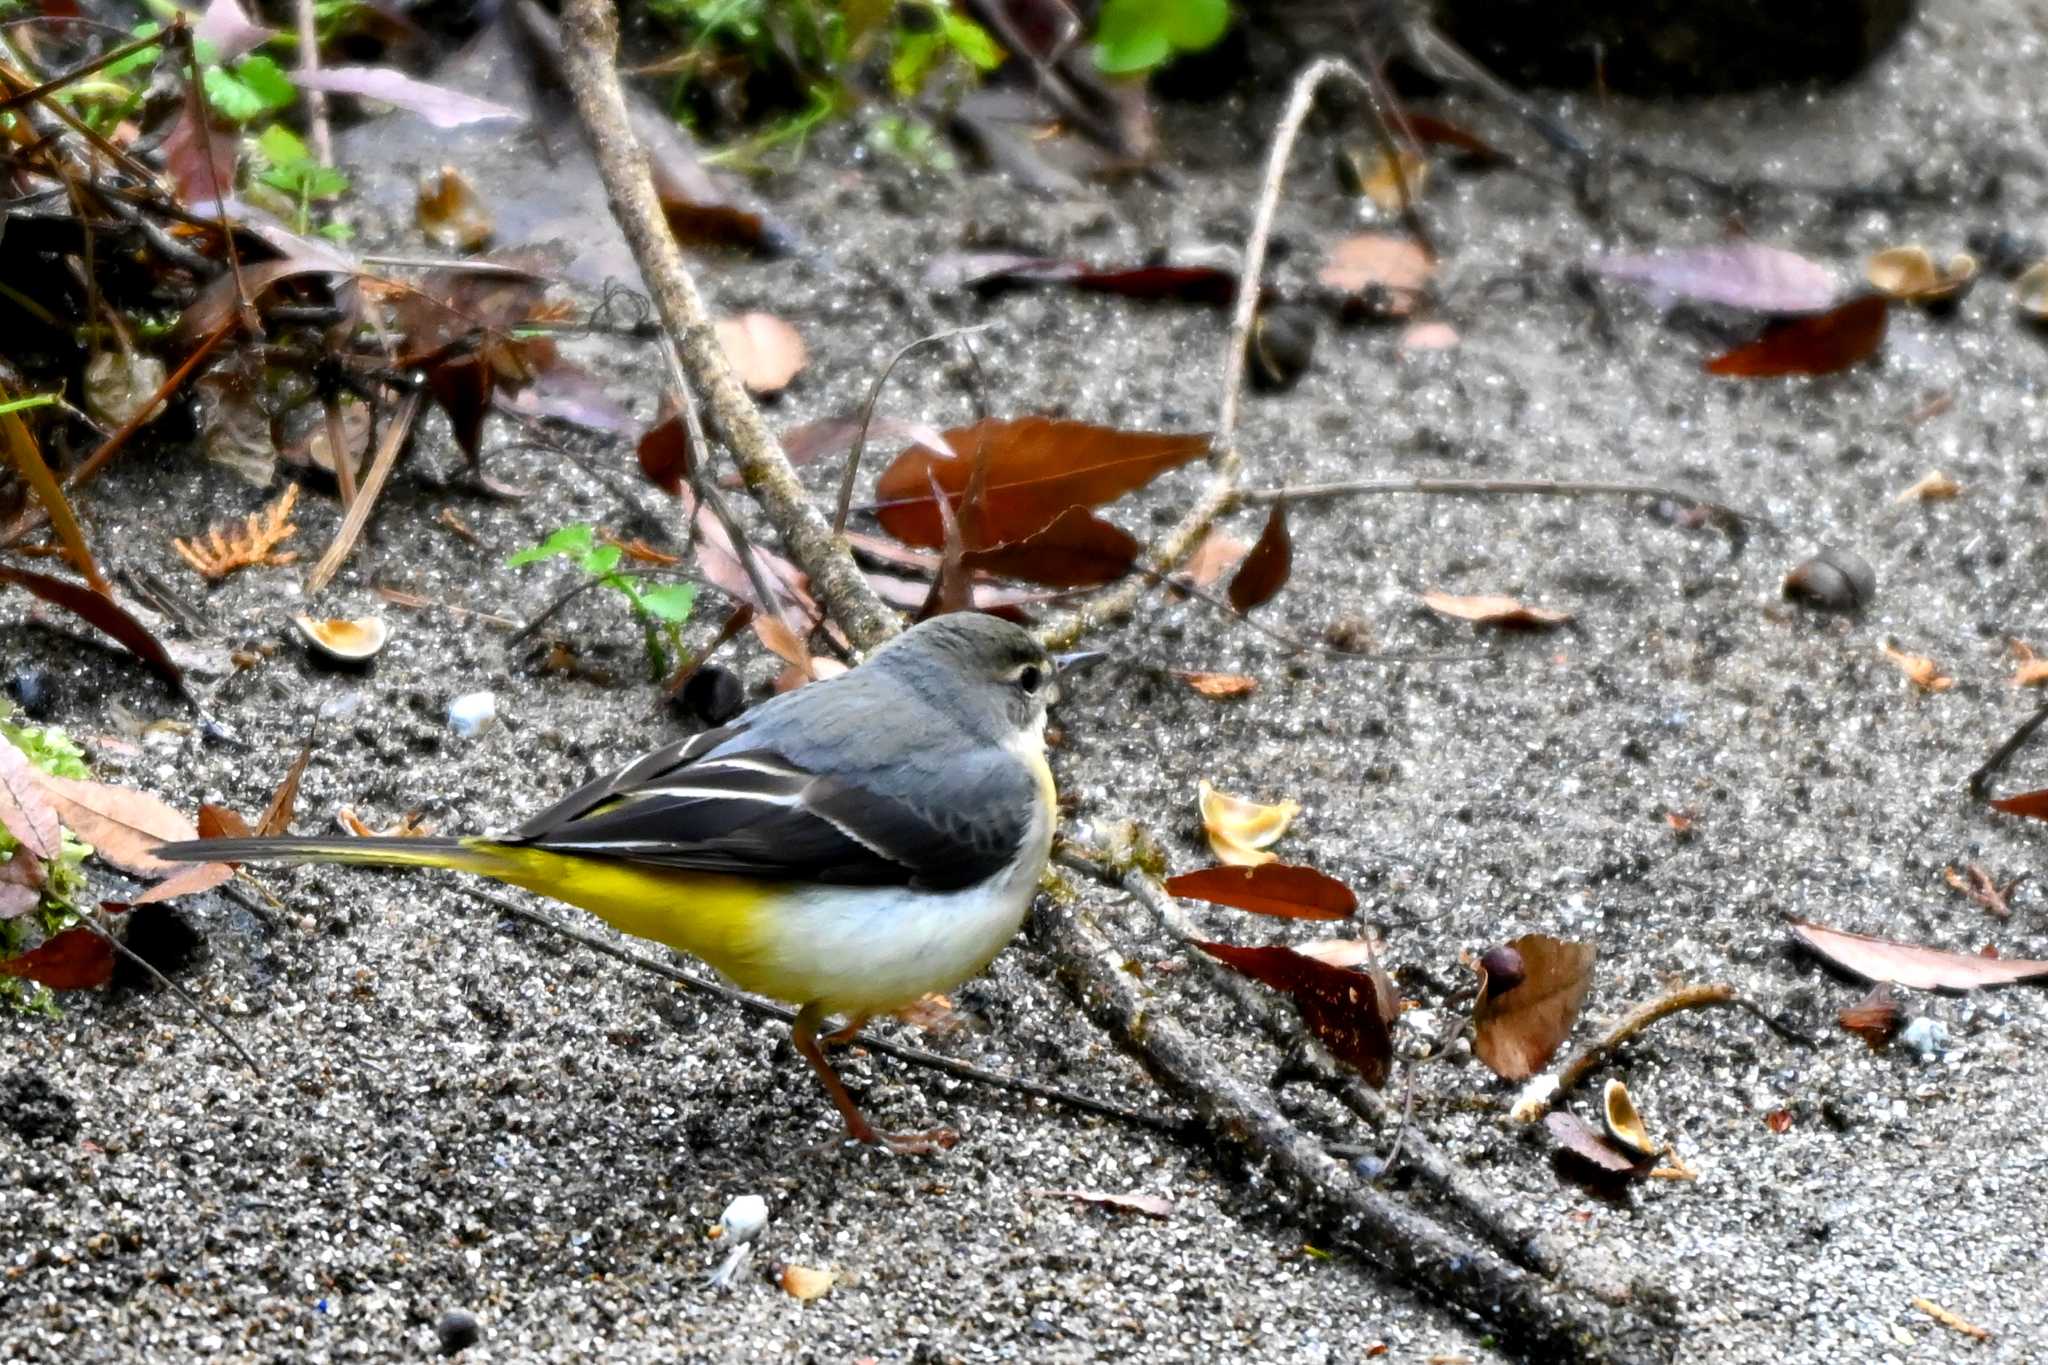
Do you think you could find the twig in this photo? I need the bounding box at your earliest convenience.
[71,913,263,1078]
[1967,701,2048,799]
[304,386,423,595]
[293,0,332,167]
[1240,476,1760,536]
[459,886,1180,1137]
[1037,58,1376,652]
[656,346,786,629]
[1511,983,1768,1124]
[168,20,249,324]
[556,0,897,654]
[832,323,991,536]
[1038,882,1671,1362]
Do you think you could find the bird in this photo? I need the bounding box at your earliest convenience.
[158,613,1095,1154]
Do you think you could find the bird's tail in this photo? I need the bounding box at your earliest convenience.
[154,835,517,878]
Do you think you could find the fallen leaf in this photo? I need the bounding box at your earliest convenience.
[1195,941,1395,1087]
[1031,1188,1174,1218]
[1319,234,1433,315]
[1543,1111,1645,1175]
[779,1264,836,1301]
[416,165,494,252]
[1398,320,1460,352]
[1401,113,1506,162]
[1197,779,1300,867]
[127,859,234,905]
[292,66,522,128]
[0,564,185,694]
[874,418,1209,550]
[1358,147,1429,213]
[1164,863,1356,920]
[1422,590,1572,629]
[715,314,807,396]
[1990,788,2048,821]
[2007,640,2048,687]
[1945,863,2024,918]
[173,483,301,580]
[1880,642,1952,692]
[1894,470,1960,503]
[1181,530,1249,588]
[1703,295,1888,377]
[779,415,955,467]
[1291,938,1383,970]
[259,740,315,837]
[1763,1108,1795,1133]
[1175,670,1257,699]
[1837,982,1901,1048]
[598,532,682,567]
[963,506,1138,589]
[1591,242,1838,313]
[1789,919,2048,990]
[1227,503,1291,613]
[0,926,112,990]
[638,399,693,496]
[0,740,62,860]
[1471,934,1597,1081]
[198,804,252,840]
[21,770,199,879]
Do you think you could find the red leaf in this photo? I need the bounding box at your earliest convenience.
[962,506,1138,588]
[925,254,1235,304]
[638,401,693,495]
[0,740,62,860]
[0,564,184,694]
[197,803,252,840]
[875,418,1209,550]
[258,741,314,837]
[1471,934,1596,1080]
[0,926,112,991]
[1989,787,2048,821]
[161,105,237,208]
[1195,941,1394,1086]
[1165,863,1356,920]
[1227,503,1292,613]
[1704,295,1888,377]
[1789,920,2048,991]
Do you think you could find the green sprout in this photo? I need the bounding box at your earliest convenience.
[0,708,96,1015]
[509,525,698,681]
[1093,0,1230,75]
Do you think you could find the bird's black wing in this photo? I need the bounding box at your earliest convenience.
[505,740,1036,892]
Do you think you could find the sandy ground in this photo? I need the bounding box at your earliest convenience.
[6,4,2048,1362]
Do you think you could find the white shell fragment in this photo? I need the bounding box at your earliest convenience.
[718,1195,769,1245]
[446,691,497,737]
[1864,245,1978,306]
[1601,1079,1658,1161]
[293,614,388,665]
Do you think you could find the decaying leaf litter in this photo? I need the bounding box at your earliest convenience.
[6,2,2048,1362]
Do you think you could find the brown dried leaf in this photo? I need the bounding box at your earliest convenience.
[128,859,234,905]
[1790,919,2048,990]
[1398,320,1460,352]
[1704,295,1888,378]
[1880,642,1952,692]
[1471,933,1597,1081]
[259,741,314,837]
[1837,982,1901,1049]
[715,314,807,396]
[0,566,185,696]
[962,507,1138,589]
[22,770,198,879]
[1195,941,1395,1087]
[2007,640,2048,688]
[1422,590,1572,629]
[875,418,1209,550]
[416,165,494,251]
[0,925,113,991]
[1164,863,1356,920]
[1990,788,2048,821]
[198,803,252,840]
[1228,503,1292,613]
[1945,863,2024,918]
[173,484,302,580]
[0,740,62,861]
[1197,780,1299,868]
[637,400,693,496]
[1894,470,1961,503]
[1543,1112,1645,1175]
[1031,1188,1174,1219]
[1175,670,1257,699]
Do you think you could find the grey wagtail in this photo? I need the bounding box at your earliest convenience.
[158,614,1095,1154]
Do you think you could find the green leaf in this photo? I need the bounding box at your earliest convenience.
[578,544,624,577]
[1093,0,1228,74]
[634,582,697,625]
[507,523,594,568]
[887,29,941,98]
[256,122,310,168]
[939,13,1002,71]
[234,54,297,113]
[203,66,266,121]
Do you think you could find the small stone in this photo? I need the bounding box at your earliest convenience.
[1899,1017,1947,1063]
[435,1308,480,1356]
[717,1194,769,1245]
[447,692,497,738]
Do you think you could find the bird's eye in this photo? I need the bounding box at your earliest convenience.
[1016,664,1044,694]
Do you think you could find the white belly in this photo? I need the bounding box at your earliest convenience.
[743,798,1053,1015]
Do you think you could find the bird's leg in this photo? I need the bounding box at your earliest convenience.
[791,1002,957,1156]
[819,1013,870,1048]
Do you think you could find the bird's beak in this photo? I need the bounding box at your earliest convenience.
[1054,649,1107,678]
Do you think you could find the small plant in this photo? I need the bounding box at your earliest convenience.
[1092,0,1230,75]
[508,525,698,680]
[250,126,352,239]
[0,709,95,1015]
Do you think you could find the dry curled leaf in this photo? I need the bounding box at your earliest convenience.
[1422,590,1571,629]
[2007,640,2048,687]
[22,769,199,879]
[1197,780,1300,867]
[337,807,435,838]
[1543,1111,1648,1178]
[779,1264,836,1301]
[0,925,113,991]
[1943,863,2025,918]
[1227,503,1292,614]
[416,165,493,251]
[1881,642,1952,692]
[173,484,301,580]
[1837,982,1902,1048]
[1790,919,2048,990]
[1175,670,1257,699]
[1471,934,1596,1081]
[1703,295,1888,378]
[1894,470,1961,503]
[1164,863,1356,920]
[1990,788,2048,822]
[1196,940,1395,1087]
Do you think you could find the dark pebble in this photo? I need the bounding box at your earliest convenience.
[436,1308,480,1356]
[8,669,54,718]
